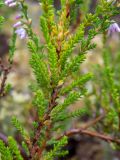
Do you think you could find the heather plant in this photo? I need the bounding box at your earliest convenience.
[0,0,120,160]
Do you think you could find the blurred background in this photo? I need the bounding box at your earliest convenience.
[0,0,120,159]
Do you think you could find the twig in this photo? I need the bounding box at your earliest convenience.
[81,130,120,144]
[56,114,105,139]
[56,113,120,146]
[0,132,7,144]
[0,59,11,97]
[57,127,120,145]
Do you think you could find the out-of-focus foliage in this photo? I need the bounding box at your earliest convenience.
[85,45,120,135]
[0,0,4,27]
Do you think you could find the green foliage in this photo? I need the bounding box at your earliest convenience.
[41,0,55,33]
[47,43,58,84]
[27,40,38,54]
[8,137,23,160]
[4,83,12,94]
[40,16,50,43]
[0,0,4,27]
[0,0,3,7]
[103,51,120,128]
[69,107,89,118]
[21,141,29,156]
[0,140,13,160]
[0,137,24,160]
[60,54,85,79]
[51,90,85,120]
[0,16,4,27]
[54,107,89,122]
[60,73,93,94]
[86,46,120,136]
[12,117,28,140]
[32,89,48,120]
[45,136,68,160]
[30,53,50,89]
[40,13,58,84]
[9,31,17,64]
[60,24,85,69]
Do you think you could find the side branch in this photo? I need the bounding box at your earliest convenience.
[57,129,120,145]
[57,114,120,145]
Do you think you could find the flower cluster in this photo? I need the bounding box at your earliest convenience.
[4,0,27,39]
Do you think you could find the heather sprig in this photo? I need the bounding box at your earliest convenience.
[0,0,120,160]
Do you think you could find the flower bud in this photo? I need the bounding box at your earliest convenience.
[15,14,22,20]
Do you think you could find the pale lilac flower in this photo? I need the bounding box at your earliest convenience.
[13,21,22,28]
[108,23,120,35]
[15,28,27,39]
[8,2,17,7]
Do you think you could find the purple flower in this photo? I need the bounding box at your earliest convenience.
[15,28,27,39]
[5,0,17,7]
[13,21,22,28]
[108,23,120,35]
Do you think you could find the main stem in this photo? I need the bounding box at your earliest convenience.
[29,87,59,159]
